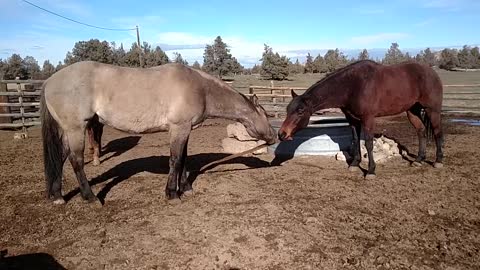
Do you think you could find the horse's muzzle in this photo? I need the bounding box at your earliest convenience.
[278,130,293,141]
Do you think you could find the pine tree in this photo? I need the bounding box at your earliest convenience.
[55,61,64,72]
[144,46,169,67]
[192,61,202,70]
[304,53,314,73]
[124,43,142,67]
[313,54,327,73]
[173,52,188,66]
[358,49,369,60]
[457,45,474,69]
[0,59,5,79]
[112,43,127,66]
[423,48,436,67]
[202,36,236,78]
[471,47,480,69]
[230,57,244,75]
[260,44,289,80]
[439,48,459,70]
[383,43,405,65]
[4,54,28,80]
[42,60,56,79]
[23,56,41,79]
[288,58,303,74]
[64,39,114,65]
[324,49,348,72]
[251,64,261,74]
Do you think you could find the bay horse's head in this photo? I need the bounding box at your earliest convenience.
[245,94,277,145]
[278,90,312,141]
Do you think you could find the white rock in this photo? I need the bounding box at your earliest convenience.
[336,152,347,161]
[226,123,256,141]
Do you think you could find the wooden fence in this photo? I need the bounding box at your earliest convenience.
[0,80,43,131]
[1,80,479,131]
[248,84,480,117]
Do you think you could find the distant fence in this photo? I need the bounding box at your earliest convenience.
[0,80,43,131]
[247,84,480,117]
[1,80,479,131]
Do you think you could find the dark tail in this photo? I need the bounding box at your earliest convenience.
[40,89,64,198]
[420,108,433,141]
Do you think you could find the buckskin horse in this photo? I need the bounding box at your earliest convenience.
[278,60,444,179]
[41,61,276,204]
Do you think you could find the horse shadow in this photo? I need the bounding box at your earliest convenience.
[0,250,66,270]
[85,136,141,165]
[66,153,270,204]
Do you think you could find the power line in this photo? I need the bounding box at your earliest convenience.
[21,0,136,31]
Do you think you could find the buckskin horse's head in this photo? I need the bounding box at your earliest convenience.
[244,94,277,145]
[278,90,312,141]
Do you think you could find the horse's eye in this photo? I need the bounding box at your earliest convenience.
[297,108,305,115]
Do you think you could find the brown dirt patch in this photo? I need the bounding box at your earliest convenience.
[1,116,479,269]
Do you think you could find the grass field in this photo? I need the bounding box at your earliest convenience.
[226,69,480,112]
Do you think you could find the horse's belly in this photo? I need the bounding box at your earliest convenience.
[97,112,169,134]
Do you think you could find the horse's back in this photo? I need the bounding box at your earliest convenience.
[43,61,208,133]
[351,61,443,116]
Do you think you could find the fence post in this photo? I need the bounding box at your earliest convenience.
[0,82,11,124]
[249,86,253,95]
[17,82,27,134]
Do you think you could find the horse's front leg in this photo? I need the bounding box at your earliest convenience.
[363,117,376,179]
[178,137,193,195]
[166,124,191,200]
[348,122,362,171]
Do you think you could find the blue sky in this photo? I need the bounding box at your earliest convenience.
[1,0,479,67]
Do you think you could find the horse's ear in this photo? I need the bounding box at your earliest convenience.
[291,90,298,98]
[250,94,259,106]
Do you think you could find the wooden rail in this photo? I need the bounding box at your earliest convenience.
[1,80,479,132]
[0,80,42,131]
[249,84,480,117]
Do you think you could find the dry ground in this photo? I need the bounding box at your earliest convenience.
[0,115,479,270]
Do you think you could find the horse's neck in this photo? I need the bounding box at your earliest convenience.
[205,82,256,124]
[307,76,349,112]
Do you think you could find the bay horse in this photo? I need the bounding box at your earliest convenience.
[278,60,444,179]
[41,61,276,204]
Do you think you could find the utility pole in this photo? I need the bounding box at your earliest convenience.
[136,25,144,67]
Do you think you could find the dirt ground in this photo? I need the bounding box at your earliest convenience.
[0,114,479,270]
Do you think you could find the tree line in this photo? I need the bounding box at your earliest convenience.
[1,38,479,81]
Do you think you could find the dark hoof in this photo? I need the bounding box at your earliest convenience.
[411,161,423,167]
[365,174,376,180]
[165,190,180,200]
[434,162,444,169]
[82,192,98,203]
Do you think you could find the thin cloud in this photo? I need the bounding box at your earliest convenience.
[420,0,480,11]
[414,18,436,27]
[350,33,409,46]
[43,0,92,17]
[355,8,385,15]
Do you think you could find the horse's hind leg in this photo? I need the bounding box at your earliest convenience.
[362,117,376,179]
[49,138,69,204]
[344,113,362,171]
[425,108,444,168]
[166,124,191,200]
[65,128,97,202]
[407,105,427,166]
[87,116,103,166]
